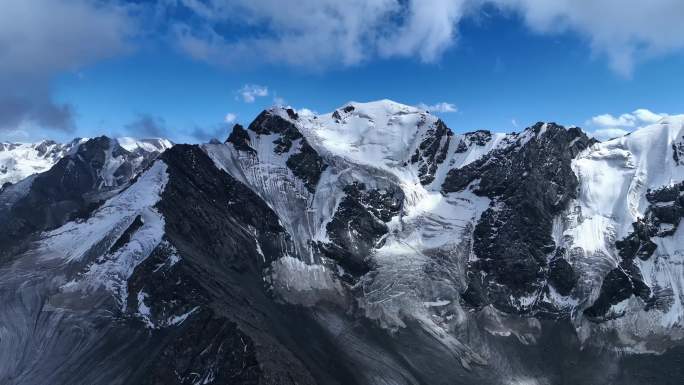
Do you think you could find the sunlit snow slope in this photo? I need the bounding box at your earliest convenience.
[556,116,684,350]
[0,137,172,187]
[0,140,79,185]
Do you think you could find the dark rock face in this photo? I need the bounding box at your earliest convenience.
[159,145,287,268]
[141,310,262,385]
[465,130,492,146]
[619,182,684,258]
[613,184,684,263]
[286,108,299,120]
[248,110,303,154]
[0,137,117,254]
[286,141,328,192]
[548,256,579,296]
[454,130,493,153]
[110,215,144,254]
[584,262,651,319]
[226,124,256,153]
[443,123,593,313]
[320,182,403,277]
[122,145,283,384]
[616,219,659,260]
[586,181,684,319]
[673,137,684,165]
[117,145,358,385]
[410,119,452,185]
[246,110,328,193]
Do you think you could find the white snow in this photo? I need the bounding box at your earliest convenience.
[0,174,36,209]
[167,307,199,326]
[302,100,427,171]
[205,133,321,262]
[42,161,170,307]
[551,115,684,348]
[117,137,173,153]
[423,300,451,307]
[137,290,155,328]
[0,140,74,185]
[0,137,171,188]
[557,116,684,265]
[137,289,199,329]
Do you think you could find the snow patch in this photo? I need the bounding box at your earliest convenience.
[0,140,74,185]
[44,161,169,307]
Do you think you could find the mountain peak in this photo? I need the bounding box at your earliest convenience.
[339,99,425,114]
[299,100,434,171]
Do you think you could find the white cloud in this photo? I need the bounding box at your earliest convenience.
[0,0,133,133]
[418,102,458,113]
[272,95,287,106]
[224,112,237,123]
[590,113,637,128]
[492,0,684,76]
[632,108,665,124]
[168,1,684,75]
[237,84,269,103]
[172,0,394,68]
[296,108,317,117]
[170,0,468,68]
[378,0,467,62]
[589,127,631,141]
[589,109,667,129]
[585,108,668,140]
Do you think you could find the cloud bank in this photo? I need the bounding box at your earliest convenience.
[493,0,684,76]
[586,108,668,140]
[0,0,133,134]
[169,0,684,76]
[418,102,459,113]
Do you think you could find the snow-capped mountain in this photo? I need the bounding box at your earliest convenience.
[0,137,172,188]
[1,100,683,384]
[0,136,172,253]
[0,140,80,186]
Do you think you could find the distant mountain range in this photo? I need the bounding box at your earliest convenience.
[1,100,683,384]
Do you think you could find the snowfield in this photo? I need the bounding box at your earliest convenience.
[0,140,80,185]
[557,116,684,350]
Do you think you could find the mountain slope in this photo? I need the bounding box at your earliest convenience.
[1,101,684,384]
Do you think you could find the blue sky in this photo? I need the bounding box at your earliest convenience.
[2,0,684,143]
